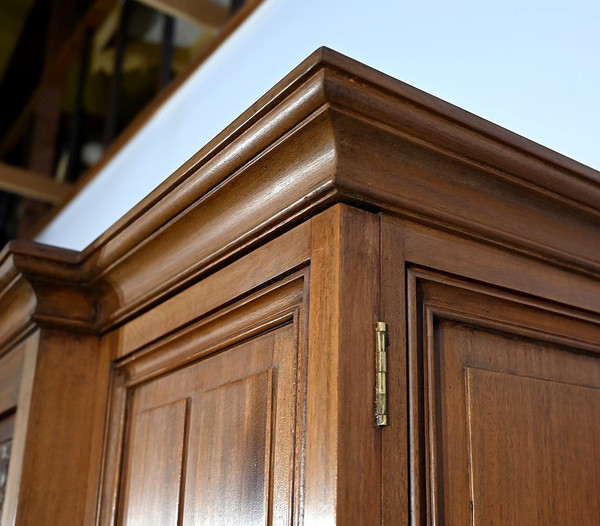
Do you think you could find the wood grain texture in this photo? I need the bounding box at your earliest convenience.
[380,215,409,526]
[408,269,600,525]
[79,46,600,328]
[2,48,599,334]
[0,241,92,352]
[119,273,305,385]
[0,49,600,526]
[12,330,103,525]
[116,324,297,526]
[107,219,310,359]
[305,204,381,525]
[467,367,600,525]
[121,400,189,526]
[185,370,273,525]
[401,220,600,314]
[90,104,337,328]
[100,263,306,526]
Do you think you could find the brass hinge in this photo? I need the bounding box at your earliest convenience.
[375,321,388,427]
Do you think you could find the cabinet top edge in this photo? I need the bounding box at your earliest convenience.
[9,47,600,263]
[1,47,599,333]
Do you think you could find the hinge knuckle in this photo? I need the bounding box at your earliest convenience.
[375,321,388,427]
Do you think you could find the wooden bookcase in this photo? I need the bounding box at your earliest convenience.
[1,48,599,525]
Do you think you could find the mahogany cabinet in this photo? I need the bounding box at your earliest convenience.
[0,48,599,525]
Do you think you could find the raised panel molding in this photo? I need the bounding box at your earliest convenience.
[407,268,600,525]
[187,370,273,525]
[101,268,305,526]
[112,326,297,526]
[121,400,189,526]
[466,367,600,524]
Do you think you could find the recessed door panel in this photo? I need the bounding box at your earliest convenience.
[467,366,600,525]
[409,270,600,525]
[122,400,188,526]
[184,370,272,526]
[118,323,297,526]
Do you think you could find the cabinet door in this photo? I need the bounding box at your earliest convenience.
[119,325,296,526]
[104,274,304,526]
[408,269,600,525]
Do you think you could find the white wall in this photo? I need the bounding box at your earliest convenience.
[37,0,600,250]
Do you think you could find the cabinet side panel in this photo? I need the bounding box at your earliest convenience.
[1,332,38,526]
[13,331,103,525]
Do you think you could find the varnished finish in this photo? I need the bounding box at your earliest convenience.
[406,269,600,524]
[0,50,599,524]
[3,47,598,332]
[101,268,306,525]
[76,48,599,329]
[304,205,381,525]
[380,215,410,526]
[121,331,294,525]
[12,330,104,525]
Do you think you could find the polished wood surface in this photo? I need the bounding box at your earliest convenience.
[121,327,295,525]
[13,330,104,525]
[467,363,599,524]
[109,220,311,359]
[122,399,188,525]
[407,269,600,525]
[101,268,305,525]
[0,49,598,524]
[304,205,381,525]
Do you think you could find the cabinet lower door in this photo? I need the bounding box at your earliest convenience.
[409,269,600,525]
[117,323,297,526]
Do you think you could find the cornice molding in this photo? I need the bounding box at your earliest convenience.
[0,242,94,350]
[1,48,599,340]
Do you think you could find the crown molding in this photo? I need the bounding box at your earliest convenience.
[1,47,599,338]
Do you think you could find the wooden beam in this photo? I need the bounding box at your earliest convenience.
[0,163,72,204]
[136,0,229,28]
[0,0,116,158]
